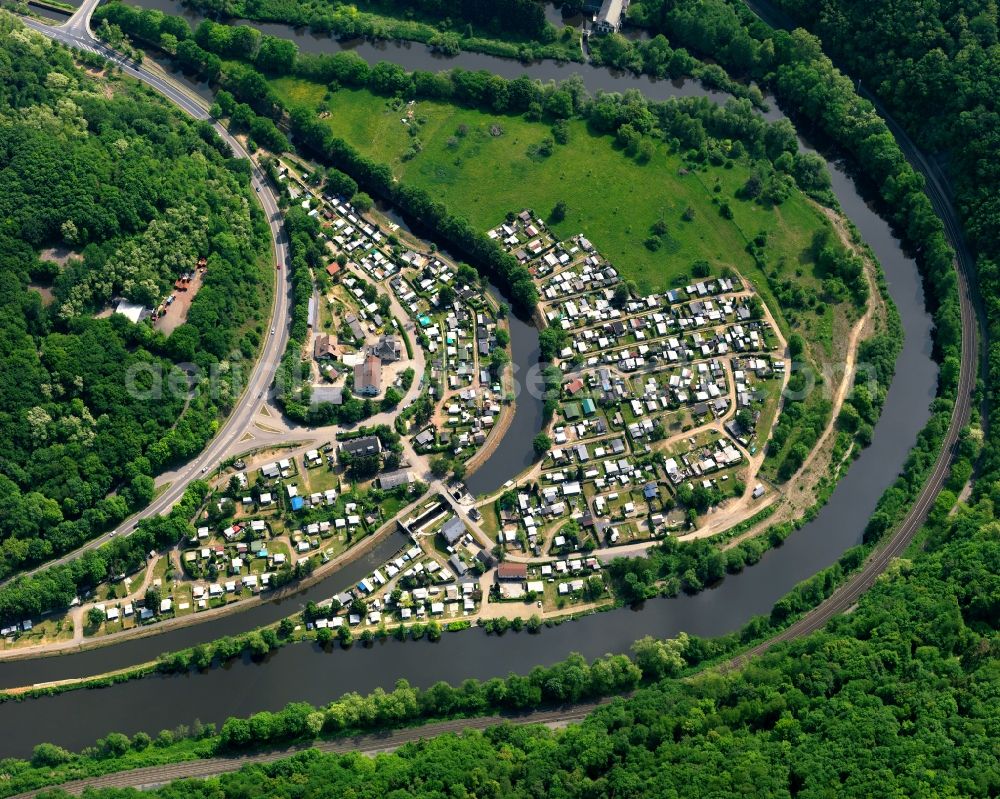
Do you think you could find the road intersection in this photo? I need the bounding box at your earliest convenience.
[16,0,294,582]
[11,3,983,679]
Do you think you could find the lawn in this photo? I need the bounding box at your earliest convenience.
[270,78,873,480]
[271,81,838,314]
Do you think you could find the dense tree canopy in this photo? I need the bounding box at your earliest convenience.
[21,496,1000,797]
[0,16,269,582]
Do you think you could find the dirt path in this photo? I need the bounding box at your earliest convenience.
[711,209,882,550]
[673,272,791,540]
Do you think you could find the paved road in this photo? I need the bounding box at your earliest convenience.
[0,6,982,794]
[12,3,293,583]
[12,0,981,680]
[7,702,606,798]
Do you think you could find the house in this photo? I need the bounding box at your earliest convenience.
[314,333,338,360]
[345,313,367,341]
[354,354,382,396]
[339,435,382,458]
[593,0,628,34]
[476,549,497,570]
[496,562,528,582]
[325,262,341,279]
[440,516,466,546]
[378,470,413,490]
[370,335,402,363]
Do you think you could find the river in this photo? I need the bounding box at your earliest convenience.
[0,3,938,758]
[372,200,546,498]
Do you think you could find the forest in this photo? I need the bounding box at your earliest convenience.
[7,489,998,797]
[0,15,270,583]
[759,0,1000,496]
[167,0,577,62]
[0,1,994,795]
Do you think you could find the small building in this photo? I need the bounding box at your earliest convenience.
[345,313,367,342]
[476,549,497,570]
[370,335,402,363]
[496,562,528,582]
[354,354,382,396]
[378,470,413,490]
[594,6,628,38]
[339,435,382,458]
[440,516,466,546]
[311,385,344,406]
[114,300,149,324]
[314,333,338,360]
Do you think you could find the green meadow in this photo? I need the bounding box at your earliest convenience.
[272,79,838,327]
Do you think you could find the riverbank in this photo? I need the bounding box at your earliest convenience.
[0,493,417,664]
[0,4,945,756]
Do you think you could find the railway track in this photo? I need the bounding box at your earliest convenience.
[7,703,603,798]
[3,6,982,795]
[728,0,982,667]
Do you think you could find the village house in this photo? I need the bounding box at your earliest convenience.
[314,333,338,360]
[369,334,402,363]
[496,562,528,582]
[339,435,383,458]
[354,354,382,396]
[378,470,413,490]
[440,516,467,547]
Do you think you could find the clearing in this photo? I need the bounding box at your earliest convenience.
[273,80,839,332]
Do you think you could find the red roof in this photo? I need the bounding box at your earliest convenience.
[326,263,341,276]
[496,562,528,581]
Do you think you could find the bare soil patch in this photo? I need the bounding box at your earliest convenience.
[155,271,204,335]
[28,284,55,306]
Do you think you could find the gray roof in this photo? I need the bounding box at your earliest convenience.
[311,384,343,406]
[339,435,382,458]
[378,470,412,490]
[440,516,466,545]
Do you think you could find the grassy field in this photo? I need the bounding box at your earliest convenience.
[271,78,869,482]
[272,81,837,320]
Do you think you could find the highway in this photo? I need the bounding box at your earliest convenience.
[14,1,294,582]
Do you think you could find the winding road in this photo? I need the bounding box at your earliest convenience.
[14,0,294,583]
[4,0,984,780]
